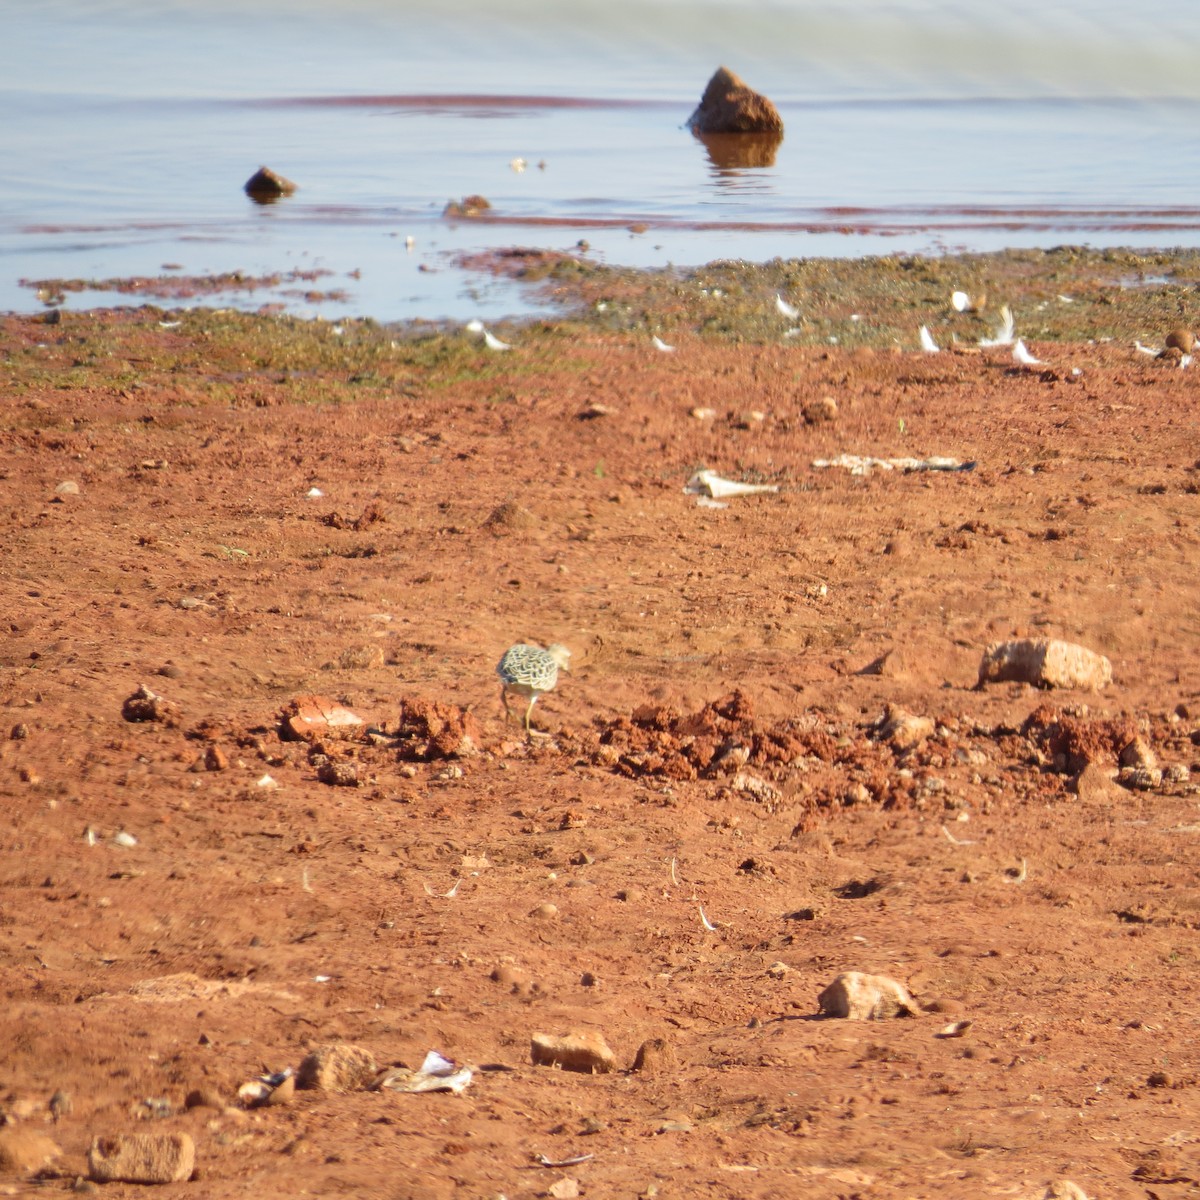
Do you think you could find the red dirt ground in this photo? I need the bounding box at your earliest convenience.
[2,305,1199,1199]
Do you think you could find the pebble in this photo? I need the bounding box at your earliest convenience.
[529,902,558,920]
[87,1133,194,1185]
[54,480,80,496]
[531,1031,617,1074]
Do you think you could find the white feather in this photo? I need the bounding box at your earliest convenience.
[652,335,675,353]
[1181,354,1193,370]
[980,305,1015,347]
[1013,339,1042,365]
[775,293,800,320]
[950,290,970,313]
[465,318,484,334]
[919,325,940,354]
[483,329,512,352]
[1134,341,1159,356]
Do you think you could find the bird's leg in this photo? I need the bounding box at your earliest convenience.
[501,686,514,723]
[524,696,536,733]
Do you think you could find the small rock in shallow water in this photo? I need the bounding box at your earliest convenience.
[244,166,297,202]
[687,66,783,134]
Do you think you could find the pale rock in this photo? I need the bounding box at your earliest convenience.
[296,1042,378,1092]
[874,704,934,752]
[531,1030,617,1074]
[1045,1182,1089,1200]
[1119,737,1157,769]
[87,1132,194,1184]
[1070,763,1127,804]
[977,639,1112,690]
[817,971,918,1020]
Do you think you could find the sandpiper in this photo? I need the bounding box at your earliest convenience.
[496,642,570,733]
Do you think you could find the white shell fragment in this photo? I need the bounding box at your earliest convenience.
[652,335,676,353]
[684,469,779,499]
[919,325,940,353]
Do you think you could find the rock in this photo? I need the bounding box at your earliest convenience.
[548,1179,580,1200]
[121,683,180,725]
[266,1074,295,1106]
[1070,762,1127,803]
[280,695,365,742]
[977,638,1112,691]
[395,696,482,760]
[244,166,297,201]
[803,396,838,424]
[873,703,934,752]
[1119,737,1157,769]
[630,1036,679,1075]
[531,1031,617,1074]
[184,1087,224,1111]
[1045,1182,1089,1200]
[203,745,227,772]
[687,66,784,134]
[296,1042,378,1092]
[817,971,918,1020]
[0,1128,62,1175]
[54,480,80,496]
[87,1133,194,1185]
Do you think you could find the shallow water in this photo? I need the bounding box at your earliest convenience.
[5,0,1200,321]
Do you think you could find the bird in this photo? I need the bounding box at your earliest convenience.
[775,293,800,320]
[496,643,571,733]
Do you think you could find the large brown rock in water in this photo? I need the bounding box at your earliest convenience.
[688,67,783,135]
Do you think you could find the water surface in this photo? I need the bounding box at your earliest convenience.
[5,0,1200,320]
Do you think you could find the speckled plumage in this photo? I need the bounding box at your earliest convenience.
[497,643,570,732]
